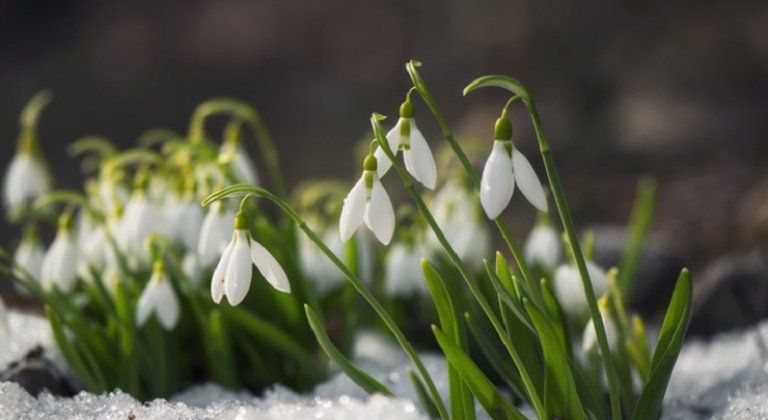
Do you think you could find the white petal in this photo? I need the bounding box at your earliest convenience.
[3,154,50,210]
[512,148,548,212]
[384,244,428,297]
[479,141,514,219]
[250,240,291,293]
[339,177,366,242]
[524,224,561,268]
[374,122,402,177]
[224,231,253,306]
[211,241,234,303]
[363,178,394,245]
[135,280,158,327]
[198,203,234,266]
[233,147,259,185]
[403,123,436,189]
[154,280,180,330]
[554,261,609,315]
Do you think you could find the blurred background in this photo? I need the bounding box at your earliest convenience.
[1,0,767,336]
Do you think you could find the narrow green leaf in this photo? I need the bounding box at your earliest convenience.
[408,368,441,419]
[485,262,535,334]
[539,278,572,360]
[618,178,656,297]
[421,259,475,420]
[432,326,526,420]
[46,307,101,392]
[465,312,525,398]
[524,299,585,420]
[305,304,393,396]
[631,269,692,420]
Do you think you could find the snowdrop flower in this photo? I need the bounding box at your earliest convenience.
[41,214,79,293]
[553,260,608,315]
[339,153,395,245]
[211,211,290,305]
[299,226,345,295]
[524,218,561,269]
[198,201,236,266]
[13,227,45,284]
[479,115,547,219]
[429,178,491,266]
[121,176,163,265]
[221,137,259,185]
[182,253,203,287]
[3,152,50,213]
[384,243,429,297]
[136,262,180,330]
[168,194,204,250]
[373,92,436,189]
[582,298,619,353]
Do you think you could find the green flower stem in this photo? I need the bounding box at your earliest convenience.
[188,98,286,198]
[464,75,623,420]
[371,114,546,419]
[202,184,449,420]
[405,60,546,312]
[18,90,53,156]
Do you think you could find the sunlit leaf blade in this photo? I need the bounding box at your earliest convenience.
[465,312,525,399]
[432,326,526,420]
[523,299,585,420]
[305,304,393,396]
[46,306,102,392]
[631,269,692,420]
[618,178,657,297]
[421,259,475,420]
[407,368,441,419]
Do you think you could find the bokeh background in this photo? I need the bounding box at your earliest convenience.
[1,0,767,335]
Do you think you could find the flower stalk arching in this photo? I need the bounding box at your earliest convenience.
[370,114,546,419]
[201,183,449,420]
[464,75,623,420]
[404,60,546,311]
[187,97,286,198]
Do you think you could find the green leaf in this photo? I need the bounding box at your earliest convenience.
[618,178,657,297]
[304,304,393,396]
[407,368,441,419]
[631,269,692,420]
[539,278,572,361]
[432,326,526,420]
[421,259,475,420]
[46,307,104,392]
[524,299,585,420]
[484,261,535,334]
[465,312,525,399]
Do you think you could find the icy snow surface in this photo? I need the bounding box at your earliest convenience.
[1,311,768,419]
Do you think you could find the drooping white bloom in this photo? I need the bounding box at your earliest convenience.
[479,117,547,219]
[14,236,45,283]
[339,155,395,245]
[168,196,204,250]
[582,304,619,354]
[198,201,236,266]
[299,226,345,295]
[3,153,50,212]
[0,294,8,336]
[41,227,79,293]
[121,191,163,265]
[220,140,259,185]
[211,221,290,306]
[429,178,491,266]
[374,117,437,189]
[553,260,608,315]
[136,265,180,330]
[384,243,429,297]
[182,253,203,287]
[524,222,561,269]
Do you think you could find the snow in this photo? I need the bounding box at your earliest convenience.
[1,310,768,419]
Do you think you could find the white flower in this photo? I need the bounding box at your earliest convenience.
[0,295,8,336]
[198,201,236,266]
[429,179,491,266]
[479,118,547,219]
[136,265,180,330]
[182,253,203,287]
[553,260,608,315]
[384,243,429,297]
[211,222,290,306]
[524,222,561,269]
[582,304,619,354]
[14,236,45,283]
[122,191,162,265]
[339,155,395,245]
[221,140,259,185]
[41,228,79,293]
[299,227,345,295]
[3,152,50,211]
[374,117,436,189]
[168,196,204,250]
